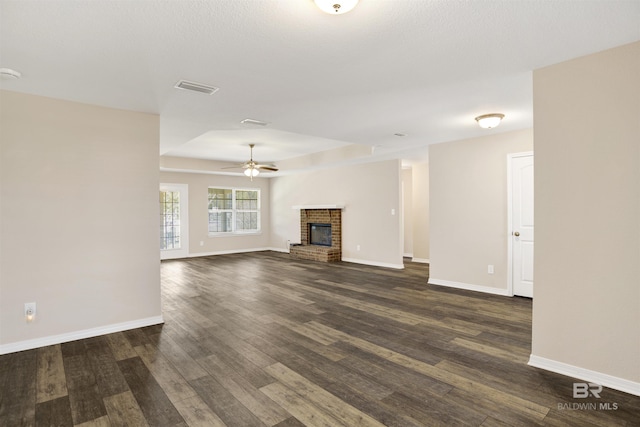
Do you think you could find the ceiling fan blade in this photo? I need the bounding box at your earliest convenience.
[256,165,279,171]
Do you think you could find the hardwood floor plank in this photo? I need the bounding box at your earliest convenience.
[264,362,387,427]
[103,390,150,427]
[189,375,267,427]
[61,345,108,425]
[36,344,68,403]
[259,381,346,427]
[172,395,228,427]
[272,417,307,427]
[135,343,198,405]
[0,350,37,426]
[106,332,138,361]
[84,337,130,398]
[197,353,289,426]
[34,395,74,427]
[74,414,112,427]
[117,357,186,427]
[152,333,209,381]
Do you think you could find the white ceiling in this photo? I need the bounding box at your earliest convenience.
[1,0,639,175]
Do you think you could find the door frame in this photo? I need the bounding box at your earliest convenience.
[160,183,189,260]
[506,151,533,297]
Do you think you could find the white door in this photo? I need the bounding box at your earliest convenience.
[509,153,534,298]
[160,184,189,260]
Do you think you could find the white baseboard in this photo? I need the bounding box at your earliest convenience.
[528,354,640,397]
[187,247,272,258]
[267,247,290,254]
[0,315,164,355]
[341,257,405,270]
[428,278,510,296]
[412,258,430,264]
[403,252,414,258]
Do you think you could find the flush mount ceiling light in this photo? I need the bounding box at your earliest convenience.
[314,0,359,14]
[475,113,505,129]
[0,68,22,80]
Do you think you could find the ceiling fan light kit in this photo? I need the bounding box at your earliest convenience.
[314,0,359,14]
[244,168,259,177]
[222,144,278,181]
[475,113,505,129]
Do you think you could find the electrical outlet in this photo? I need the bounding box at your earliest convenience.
[488,265,494,274]
[357,245,361,251]
[25,302,36,322]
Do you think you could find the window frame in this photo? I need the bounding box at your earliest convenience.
[207,186,261,236]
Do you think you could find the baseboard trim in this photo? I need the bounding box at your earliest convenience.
[0,315,164,355]
[528,354,640,397]
[187,247,272,258]
[428,278,510,296]
[412,258,430,264]
[267,247,290,254]
[341,257,405,270]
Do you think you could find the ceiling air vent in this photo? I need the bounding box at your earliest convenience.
[174,80,219,95]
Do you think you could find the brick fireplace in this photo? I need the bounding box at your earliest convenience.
[290,206,342,262]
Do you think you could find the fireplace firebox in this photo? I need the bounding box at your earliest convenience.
[309,223,332,246]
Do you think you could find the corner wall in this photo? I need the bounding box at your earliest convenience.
[0,91,162,353]
[531,42,640,393]
[428,129,533,294]
[269,160,404,269]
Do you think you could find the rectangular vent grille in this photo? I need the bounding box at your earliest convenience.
[174,80,219,95]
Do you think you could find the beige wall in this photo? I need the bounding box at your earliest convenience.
[532,42,640,385]
[402,168,414,257]
[270,160,404,268]
[159,171,271,255]
[412,162,430,263]
[429,129,533,293]
[0,91,161,352]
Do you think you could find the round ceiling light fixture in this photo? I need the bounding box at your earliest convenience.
[0,68,22,80]
[475,113,505,129]
[314,0,359,14]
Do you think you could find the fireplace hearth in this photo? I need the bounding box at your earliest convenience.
[290,207,342,262]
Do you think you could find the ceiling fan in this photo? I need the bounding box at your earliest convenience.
[223,144,278,180]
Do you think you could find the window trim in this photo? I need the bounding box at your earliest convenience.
[208,186,261,236]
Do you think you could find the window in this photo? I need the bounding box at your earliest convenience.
[208,187,260,234]
[160,190,181,249]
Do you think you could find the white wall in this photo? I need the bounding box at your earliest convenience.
[429,129,533,294]
[270,160,404,269]
[159,171,271,255]
[531,42,640,392]
[0,91,162,353]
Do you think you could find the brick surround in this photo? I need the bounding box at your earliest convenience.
[290,208,342,262]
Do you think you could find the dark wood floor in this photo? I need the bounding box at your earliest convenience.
[1,252,639,426]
